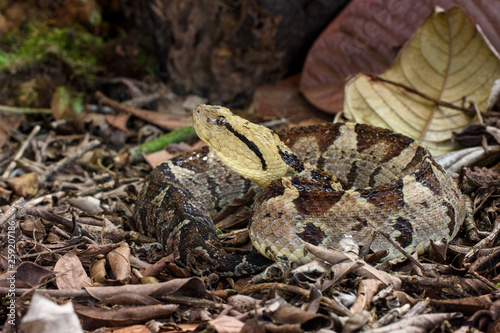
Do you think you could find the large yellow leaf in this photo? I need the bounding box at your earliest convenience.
[344,7,500,156]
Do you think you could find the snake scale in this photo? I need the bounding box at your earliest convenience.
[134,105,468,276]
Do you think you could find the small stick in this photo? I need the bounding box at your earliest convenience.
[0,198,25,227]
[465,216,500,262]
[38,138,101,183]
[2,125,41,178]
[242,282,351,316]
[0,105,52,115]
[366,222,427,273]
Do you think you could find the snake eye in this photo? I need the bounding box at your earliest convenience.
[216,116,226,126]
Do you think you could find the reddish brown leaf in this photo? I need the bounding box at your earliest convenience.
[105,112,132,135]
[253,75,320,120]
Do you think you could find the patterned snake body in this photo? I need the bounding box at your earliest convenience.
[134,105,468,276]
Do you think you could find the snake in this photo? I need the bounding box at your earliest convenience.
[134,104,469,276]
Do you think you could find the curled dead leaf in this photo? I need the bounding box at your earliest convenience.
[106,242,131,284]
[90,259,107,285]
[74,303,178,331]
[6,172,39,196]
[54,252,92,290]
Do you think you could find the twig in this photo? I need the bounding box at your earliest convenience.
[0,287,89,298]
[38,139,101,183]
[19,245,79,259]
[366,223,427,273]
[464,216,500,262]
[241,282,351,316]
[0,198,25,227]
[368,75,478,116]
[0,105,52,115]
[27,191,66,206]
[3,200,94,239]
[2,125,41,178]
[23,204,86,235]
[96,91,191,130]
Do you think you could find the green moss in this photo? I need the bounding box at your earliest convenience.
[0,24,104,77]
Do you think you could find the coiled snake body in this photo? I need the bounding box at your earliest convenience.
[134,105,468,276]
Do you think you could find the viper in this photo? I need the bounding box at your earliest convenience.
[134,104,469,276]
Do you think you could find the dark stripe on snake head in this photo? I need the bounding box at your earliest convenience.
[224,122,267,171]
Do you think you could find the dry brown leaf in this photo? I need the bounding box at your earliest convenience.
[350,279,383,313]
[89,259,107,285]
[253,75,319,120]
[6,172,39,196]
[430,294,493,315]
[84,277,207,301]
[267,299,332,331]
[209,315,245,333]
[344,7,500,155]
[54,252,92,290]
[143,149,174,168]
[97,292,163,306]
[106,242,131,284]
[126,107,192,130]
[19,219,46,241]
[10,262,54,287]
[366,312,462,333]
[74,303,178,330]
[0,186,12,201]
[300,0,500,114]
[105,113,132,135]
[76,243,123,257]
[304,243,402,289]
[0,123,7,148]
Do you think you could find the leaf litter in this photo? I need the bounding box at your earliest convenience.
[0,9,500,333]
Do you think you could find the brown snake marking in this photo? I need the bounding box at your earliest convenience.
[134,105,469,276]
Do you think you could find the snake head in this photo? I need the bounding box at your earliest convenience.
[193,104,293,188]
